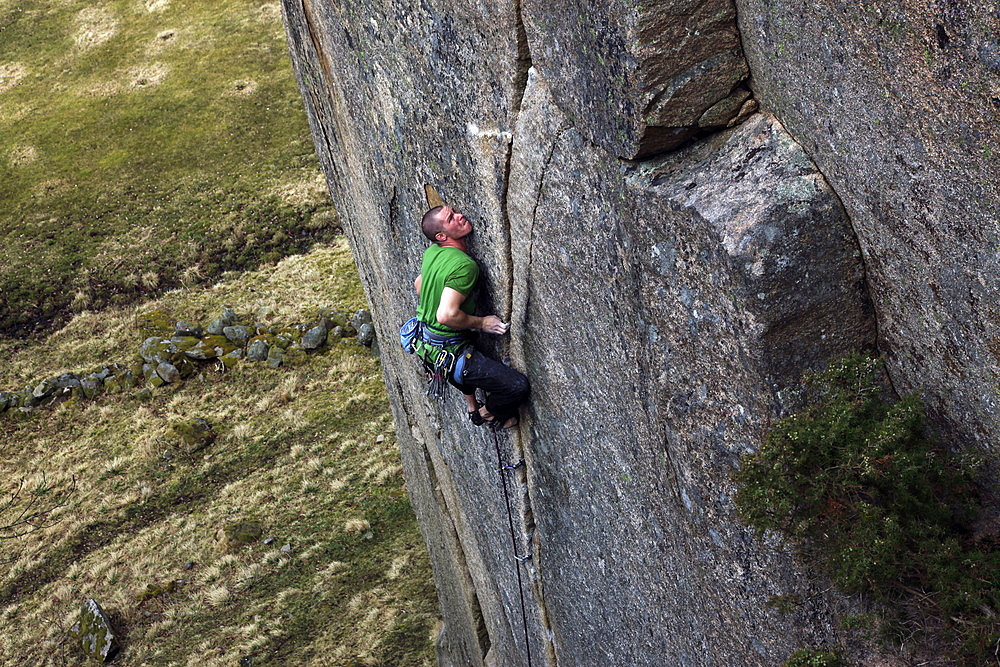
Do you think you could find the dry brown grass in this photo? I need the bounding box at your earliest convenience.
[0,242,436,665]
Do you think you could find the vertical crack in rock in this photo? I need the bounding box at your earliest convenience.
[423,441,493,661]
[289,0,340,183]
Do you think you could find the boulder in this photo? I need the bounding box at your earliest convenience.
[69,598,118,661]
[168,418,215,454]
[349,309,372,330]
[184,336,236,360]
[140,337,179,365]
[246,338,269,362]
[32,379,56,399]
[266,346,284,369]
[79,376,102,400]
[222,325,253,348]
[301,324,328,350]
[155,362,181,384]
[174,321,202,338]
[206,317,229,336]
[357,323,375,347]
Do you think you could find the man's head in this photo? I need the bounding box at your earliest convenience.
[421,205,472,244]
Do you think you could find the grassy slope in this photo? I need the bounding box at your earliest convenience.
[0,0,338,334]
[0,242,437,666]
[1,1,438,663]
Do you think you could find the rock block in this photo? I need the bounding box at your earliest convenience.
[69,598,118,661]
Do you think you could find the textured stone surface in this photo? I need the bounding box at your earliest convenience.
[69,598,118,661]
[280,1,883,664]
[734,0,1000,466]
[522,0,750,157]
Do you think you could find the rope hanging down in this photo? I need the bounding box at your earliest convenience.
[492,427,532,667]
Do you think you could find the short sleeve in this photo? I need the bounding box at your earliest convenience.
[444,258,478,296]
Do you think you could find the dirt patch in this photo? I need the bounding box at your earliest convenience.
[0,63,27,94]
[127,63,170,90]
[74,7,119,50]
[79,63,169,97]
[228,79,258,96]
[9,145,38,167]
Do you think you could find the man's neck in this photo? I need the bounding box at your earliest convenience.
[438,238,468,253]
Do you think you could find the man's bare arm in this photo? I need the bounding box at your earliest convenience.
[414,274,422,295]
[437,287,508,334]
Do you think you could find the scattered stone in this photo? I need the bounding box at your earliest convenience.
[135,388,153,401]
[168,417,215,454]
[0,392,10,412]
[156,362,181,384]
[140,337,179,364]
[80,376,103,399]
[330,325,345,339]
[301,324,328,350]
[220,348,243,369]
[33,378,56,399]
[222,325,252,348]
[206,317,229,336]
[185,336,236,360]
[357,322,375,347]
[280,543,292,553]
[263,537,276,545]
[350,309,372,330]
[183,561,195,570]
[221,307,238,322]
[376,435,385,443]
[246,338,269,362]
[267,346,284,368]
[174,321,202,338]
[256,305,276,321]
[69,598,119,662]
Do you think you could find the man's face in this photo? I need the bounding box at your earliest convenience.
[436,206,472,241]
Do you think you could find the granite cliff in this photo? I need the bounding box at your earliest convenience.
[278,0,999,664]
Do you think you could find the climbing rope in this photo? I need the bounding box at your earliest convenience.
[491,427,532,667]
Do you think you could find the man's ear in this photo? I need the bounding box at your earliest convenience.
[435,231,447,242]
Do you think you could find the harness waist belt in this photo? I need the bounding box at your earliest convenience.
[419,324,468,347]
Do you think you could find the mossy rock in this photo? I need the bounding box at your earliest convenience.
[69,598,119,661]
[140,337,180,364]
[135,388,153,402]
[185,335,237,360]
[220,520,264,547]
[136,580,177,602]
[168,417,215,453]
[149,374,167,388]
[136,309,175,336]
[169,336,202,354]
[220,349,243,369]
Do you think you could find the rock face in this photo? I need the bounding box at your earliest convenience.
[731,1,1000,470]
[276,0,994,664]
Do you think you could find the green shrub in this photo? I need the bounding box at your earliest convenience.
[735,353,1000,664]
[783,648,846,667]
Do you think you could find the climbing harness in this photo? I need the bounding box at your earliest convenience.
[399,318,471,399]
[492,427,532,666]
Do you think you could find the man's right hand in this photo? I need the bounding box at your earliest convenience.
[480,315,509,335]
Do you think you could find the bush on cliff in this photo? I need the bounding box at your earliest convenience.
[735,353,1000,664]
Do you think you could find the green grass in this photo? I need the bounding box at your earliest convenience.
[0,0,338,334]
[0,243,438,666]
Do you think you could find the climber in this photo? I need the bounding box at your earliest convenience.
[409,205,529,429]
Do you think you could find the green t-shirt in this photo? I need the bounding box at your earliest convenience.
[417,244,478,334]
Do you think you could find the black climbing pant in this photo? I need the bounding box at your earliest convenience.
[449,349,529,424]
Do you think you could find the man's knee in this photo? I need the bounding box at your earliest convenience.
[510,371,530,403]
